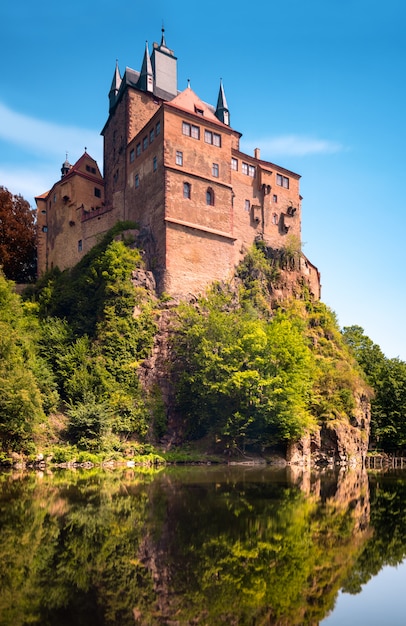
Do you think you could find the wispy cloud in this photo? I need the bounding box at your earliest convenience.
[0,102,103,205]
[244,134,345,157]
[0,102,102,161]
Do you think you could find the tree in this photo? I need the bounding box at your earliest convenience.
[0,186,37,282]
[342,325,406,449]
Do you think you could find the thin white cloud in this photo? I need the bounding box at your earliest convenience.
[244,134,344,157]
[0,101,102,161]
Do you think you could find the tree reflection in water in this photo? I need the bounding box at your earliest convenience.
[0,466,403,625]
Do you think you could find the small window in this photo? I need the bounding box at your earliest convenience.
[153,156,157,172]
[130,149,135,163]
[156,121,161,135]
[195,106,204,116]
[245,199,250,212]
[273,194,278,203]
[183,182,191,199]
[42,225,48,233]
[206,188,215,206]
[78,240,83,252]
[136,143,141,157]
[94,187,101,198]
[135,173,139,188]
[204,130,212,144]
[176,150,183,166]
[213,133,221,147]
[53,193,57,203]
[276,173,289,188]
[149,129,154,143]
[231,158,238,171]
[242,162,248,175]
[182,121,191,136]
[143,136,148,150]
[272,213,279,225]
[212,163,219,177]
[248,165,256,178]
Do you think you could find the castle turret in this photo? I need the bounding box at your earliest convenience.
[215,79,230,126]
[151,28,177,98]
[138,41,154,93]
[61,154,71,178]
[109,60,122,111]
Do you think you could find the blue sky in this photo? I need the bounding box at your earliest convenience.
[1,0,405,359]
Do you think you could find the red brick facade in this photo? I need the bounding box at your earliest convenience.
[36,33,320,300]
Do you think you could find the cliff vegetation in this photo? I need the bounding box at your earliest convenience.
[0,224,402,465]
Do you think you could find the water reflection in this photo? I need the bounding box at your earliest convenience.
[0,466,404,625]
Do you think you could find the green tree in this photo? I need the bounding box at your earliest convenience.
[0,186,37,282]
[342,325,406,449]
[0,273,46,452]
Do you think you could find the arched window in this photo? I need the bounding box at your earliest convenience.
[183,182,191,199]
[206,187,215,206]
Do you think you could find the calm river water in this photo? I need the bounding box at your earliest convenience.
[0,465,405,625]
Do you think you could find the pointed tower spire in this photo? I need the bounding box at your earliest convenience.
[215,79,230,126]
[160,25,167,49]
[109,60,122,111]
[138,41,154,92]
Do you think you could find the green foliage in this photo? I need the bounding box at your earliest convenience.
[0,273,50,452]
[173,247,367,448]
[343,325,406,449]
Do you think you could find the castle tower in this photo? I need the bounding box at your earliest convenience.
[215,79,230,126]
[109,60,122,112]
[151,28,178,98]
[138,42,154,93]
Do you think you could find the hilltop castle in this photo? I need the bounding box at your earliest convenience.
[36,30,320,299]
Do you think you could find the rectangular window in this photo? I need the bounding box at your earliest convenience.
[94,187,101,198]
[204,130,212,144]
[245,199,250,212]
[195,106,204,116]
[130,149,135,163]
[143,136,148,150]
[156,120,161,135]
[242,162,248,175]
[136,143,141,157]
[135,173,139,188]
[248,165,256,178]
[212,163,219,177]
[78,240,83,252]
[213,133,221,147]
[273,194,278,203]
[176,150,183,166]
[149,129,154,143]
[231,158,238,171]
[153,156,157,171]
[276,173,289,188]
[182,121,200,139]
[183,182,191,199]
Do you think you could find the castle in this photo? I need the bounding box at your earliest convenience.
[36,30,320,299]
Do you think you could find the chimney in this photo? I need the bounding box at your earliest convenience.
[254,148,260,160]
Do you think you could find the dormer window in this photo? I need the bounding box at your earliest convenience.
[195,106,204,116]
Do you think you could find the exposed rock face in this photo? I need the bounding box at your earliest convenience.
[287,393,371,468]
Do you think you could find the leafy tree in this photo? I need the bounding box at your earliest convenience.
[342,325,406,449]
[0,273,47,452]
[0,186,37,282]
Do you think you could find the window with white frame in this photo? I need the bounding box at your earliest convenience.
[176,151,183,166]
[212,163,219,177]
[231,157,238,171]
[245,199,250,212]
[242,162,248,175]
